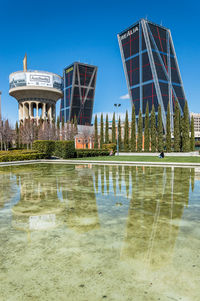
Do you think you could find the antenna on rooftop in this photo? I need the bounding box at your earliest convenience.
[23,53,27,72]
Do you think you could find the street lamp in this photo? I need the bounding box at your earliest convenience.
[114,103,121,156]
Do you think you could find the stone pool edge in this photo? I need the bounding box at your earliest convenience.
[1,159,200,168]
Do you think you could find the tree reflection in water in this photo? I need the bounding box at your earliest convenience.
[94,164,194,270]
[121,166,192,269]
[0,163,198,301]
[7,164,99,235]
[11,165,66,234]
[0,163,196,259]
[0,169,18,209]
[62,165,100,233]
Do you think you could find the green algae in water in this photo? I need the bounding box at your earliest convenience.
[0,164,199,301]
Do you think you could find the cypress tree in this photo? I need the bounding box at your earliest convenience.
[35,119,39,141]
[124,110,129,151]
[56,116,60,140]
[190,116,195,151]
[144,103,150,152]
[182,101,190,152]
[118,116,122,151]
[74,115,78,135]
[166,102,171,152]
[67,120,70,138]
[62,116,64,129]
[94,114,98,148]
[61,117,65,140]
[137,109,143,152]
[100,113,104,148]
[70,118,74,137]
[15,121,19,149]
[157,105,163,152]
[174,101,180,152]
[150,105,157,152]
[130,104,136,152]
[112,113,116,143]
[105,114,109,144]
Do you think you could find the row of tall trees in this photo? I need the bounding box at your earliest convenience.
[94,101,195,152]
[18,117,78,149]
[1,117,78,150]
[0,119,14,150]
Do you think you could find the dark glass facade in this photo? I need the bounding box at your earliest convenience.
[118,19,187,131]
[60,62,97,125]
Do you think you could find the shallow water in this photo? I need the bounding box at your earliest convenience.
[0,164,199,301]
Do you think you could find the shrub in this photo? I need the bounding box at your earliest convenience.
[33,140,55,158]
[54,141,75,159]
[0,149,40,155]
[76,149,110,158]
[8,147,24,151]
[0,152,46,162]
[102,143,116,152]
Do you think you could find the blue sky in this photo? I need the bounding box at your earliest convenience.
[0,0,199,125]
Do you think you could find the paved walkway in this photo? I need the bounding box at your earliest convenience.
[1,159,200,168]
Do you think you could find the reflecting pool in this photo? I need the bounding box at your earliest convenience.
[0,164,199,301]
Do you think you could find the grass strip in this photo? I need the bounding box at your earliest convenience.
[69,155,200,163]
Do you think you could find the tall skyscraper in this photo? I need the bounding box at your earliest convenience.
[118,19,187,132]
[60,62,97,125]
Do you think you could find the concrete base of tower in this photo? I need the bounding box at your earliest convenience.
[18,100,56,123]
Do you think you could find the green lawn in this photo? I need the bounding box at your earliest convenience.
[70,155,200,163]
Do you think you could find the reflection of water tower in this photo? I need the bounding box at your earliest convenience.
[9,55,63,122]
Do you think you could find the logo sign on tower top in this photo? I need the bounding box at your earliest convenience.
[120,26,139,41]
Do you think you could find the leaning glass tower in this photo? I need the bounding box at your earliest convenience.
[117,19,187,132]
[60,62,97,125]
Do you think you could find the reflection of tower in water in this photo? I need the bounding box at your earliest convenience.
[94,165,133,199]
[0,171,17,209]
[12,165,66,233]
[64,167,100,233]
[10,164,100,234]
[121,166,193,269]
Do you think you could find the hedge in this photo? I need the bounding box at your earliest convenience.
[0,149,40,156]
[0,152,46,162]
[33,140,55,158]
[76,149,110,158]
[102,143,116,152]
[54,141,75,159]
[33,140,75,159]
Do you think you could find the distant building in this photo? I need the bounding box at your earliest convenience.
[60,62,97,125]
[75,125,94,149]
[190,112,200,139]
[118,19,187,132]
